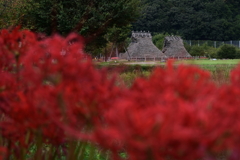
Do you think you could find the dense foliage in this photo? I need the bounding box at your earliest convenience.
[133,0,240,40]
[217,44,240,59]
[0,0,142,55]
[0,0,33,29]
[2,28,240,160]
[22,0,141,36]
[152,33,169,50]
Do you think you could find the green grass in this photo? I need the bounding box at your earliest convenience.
[174,59,240,65]
[97,59,240,66]
[173,60,239,85]
[98,59,240,86]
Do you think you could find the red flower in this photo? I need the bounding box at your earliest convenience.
[0,28,121,152]
[2,28,240,160]
[93,61,240,160]
[0,146,7,160]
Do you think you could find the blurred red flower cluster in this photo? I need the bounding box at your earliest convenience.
[0,28,121,158]
[1,28,240,160]
[94,62,240,160]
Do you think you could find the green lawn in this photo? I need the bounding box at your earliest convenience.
[97,59,240,86]
[97,59,240,67]
[174,59,240,65]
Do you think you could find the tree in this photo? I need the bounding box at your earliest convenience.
[106,25,131,53]
[152,33,169,50]
[0,0,33,29]
[133,0,240,41]
[21,0,142,48]
[133,0,171,33]
[0,0,142,54]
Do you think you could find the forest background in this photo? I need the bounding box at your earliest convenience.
[133,0,240,41]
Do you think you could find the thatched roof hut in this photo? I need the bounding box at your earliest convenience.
[120,31,166,59]
[162,36,191,57]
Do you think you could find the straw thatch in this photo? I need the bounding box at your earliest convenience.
[120,31,166,59]
[162,36,191,57]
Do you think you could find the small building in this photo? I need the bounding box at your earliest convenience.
[120,31,166,60]
[162,36,191,57]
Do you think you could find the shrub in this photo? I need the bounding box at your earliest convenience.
[236,49,240,59]
[189,45,206,56]
[217,44,237,59]
[207,46,218,58]
[188,43,218,58]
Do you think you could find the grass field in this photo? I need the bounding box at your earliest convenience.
[98,59,240,66]
[174,59,240,65]
[173,60,239,85]
[103,59,240,86]
[174,60,239,85]
[97,59,240,86]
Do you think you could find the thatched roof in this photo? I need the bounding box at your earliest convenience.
[162,36,191,57]
[120,31,166,59]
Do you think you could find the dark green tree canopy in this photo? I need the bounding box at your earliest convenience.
[133,0,240,41]
[6,0,142,54]
[23,0,141,42]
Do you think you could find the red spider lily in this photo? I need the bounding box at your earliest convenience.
[93,61,240,160]
[0,28,122,154]
[0,146,7,160]
[2,28,240,160]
